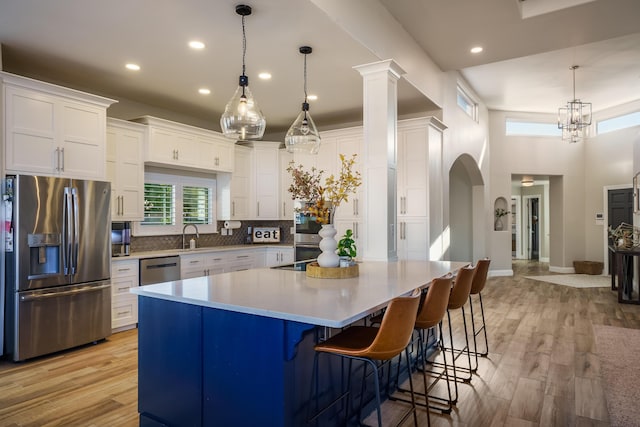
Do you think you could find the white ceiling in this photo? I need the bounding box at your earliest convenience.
[0,0,639,139]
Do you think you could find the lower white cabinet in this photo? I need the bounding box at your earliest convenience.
[397,218,429,260]
[265,247,294,267]
[226,250,257,272]
[111,258,139,331]
[176,247,294,279]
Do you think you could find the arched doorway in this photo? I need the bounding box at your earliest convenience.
[449,154,485,262]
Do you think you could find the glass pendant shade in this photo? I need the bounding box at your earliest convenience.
[285,102,320,154]
[285,46,320,154]
[220,76,266,141]
[220,4,266,141]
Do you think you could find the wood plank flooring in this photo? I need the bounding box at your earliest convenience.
[1,260,639,426]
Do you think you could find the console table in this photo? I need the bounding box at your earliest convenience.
[609,245,640,304]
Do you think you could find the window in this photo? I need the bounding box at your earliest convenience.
[457,85,478,121]
[597,112,640,134]
[505,119,562,137]
[134,172,217,236]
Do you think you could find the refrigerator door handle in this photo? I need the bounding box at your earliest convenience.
[63,187,72,275]
[20,283,111,301]
[71,187,79,275]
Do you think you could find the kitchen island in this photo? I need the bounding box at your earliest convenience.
[132,260,467,427]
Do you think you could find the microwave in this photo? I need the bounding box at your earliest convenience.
[111,222,131,257]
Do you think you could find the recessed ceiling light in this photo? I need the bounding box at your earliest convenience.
[307,95,318,101]
[470,46,483,54]
[189,40,205,49]
[258,72,272,80]
[198,88,211,95]
[125,63,140,71]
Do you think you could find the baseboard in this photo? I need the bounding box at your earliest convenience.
[489,269,513,277]
[540,257,550,263]
[549,266,575,273]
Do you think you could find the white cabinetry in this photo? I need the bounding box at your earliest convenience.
[253,142,280,219]
[2,72,115,179]
[219,142,283,220]
[279,150,294,220]
[180,252,209,279]
[111,258,139,331]
[265,247,294,267]
[135,116,234,173]
[106,119,145,221]
[179,248,262,279]
[229,145,252,220]
[226,250,257,272]
[396,117,446,260]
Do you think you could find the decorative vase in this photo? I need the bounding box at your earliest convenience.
[317,224,340,268]
[495,217,504,231]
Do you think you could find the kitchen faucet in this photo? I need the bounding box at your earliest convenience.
[182,224,200,249]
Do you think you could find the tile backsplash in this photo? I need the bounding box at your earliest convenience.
[130,220,293,253]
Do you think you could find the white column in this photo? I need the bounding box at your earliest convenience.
[354,60,405,261]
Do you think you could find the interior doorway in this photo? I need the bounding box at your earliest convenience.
[524,195,540,261]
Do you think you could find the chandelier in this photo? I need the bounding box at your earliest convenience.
[557,65,591,143]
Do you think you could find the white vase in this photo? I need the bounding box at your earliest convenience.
[317,224,340,268]
[495,217,504,231]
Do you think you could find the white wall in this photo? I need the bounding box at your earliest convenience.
[490,108,639,271]
[489,111,586,271]
[441,73,491,264]
[449,160,473,262]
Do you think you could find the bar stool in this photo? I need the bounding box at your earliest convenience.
[468,258,491,371]
[431,264,476,404]
[308,288,422,427]
[390,274,454,414]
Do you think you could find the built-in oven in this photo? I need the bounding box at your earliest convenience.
[294,241,322,262]
[293,200,324,261]
[294,202,324,235]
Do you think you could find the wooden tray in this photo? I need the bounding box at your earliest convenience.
[305,262,359,279]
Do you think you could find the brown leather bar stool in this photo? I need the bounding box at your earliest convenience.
[432,264,476,404]
[468,258,491,371]
[390,274,454,414]
[308,288,422,427]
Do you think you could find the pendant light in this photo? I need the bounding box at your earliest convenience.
[220,4,266,141]
[285,46,321,154]
[557,65,591,143]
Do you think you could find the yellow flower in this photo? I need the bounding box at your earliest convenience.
[287,154,362,223]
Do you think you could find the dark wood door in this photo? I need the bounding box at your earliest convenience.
[608,188,633,273]
[609,188,633,230]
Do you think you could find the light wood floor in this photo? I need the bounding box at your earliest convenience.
[1,260,639,426]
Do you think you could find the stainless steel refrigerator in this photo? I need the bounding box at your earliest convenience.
[5,175,111,361]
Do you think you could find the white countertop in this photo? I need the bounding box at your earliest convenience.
[131,260,468,328]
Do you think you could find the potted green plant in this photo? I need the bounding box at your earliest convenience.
[337,229,357,266]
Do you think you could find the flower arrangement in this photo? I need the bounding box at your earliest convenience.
[287,154,362,224]
[609,222,639,249]
[495,208,510,218]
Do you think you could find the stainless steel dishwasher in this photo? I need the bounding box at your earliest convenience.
[140,256,181,285]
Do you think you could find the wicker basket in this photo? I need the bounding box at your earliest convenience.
[573,261,604,275]
[305,262,359,279]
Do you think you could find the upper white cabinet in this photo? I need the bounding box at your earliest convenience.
[396,117,446,261]
[134,116,234,173]
[279,150,294,220]
[2,72,115,180]
[253,142,281,219]
[229,145,252,220]
[219,142,282,221]
[106,118,145,221]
